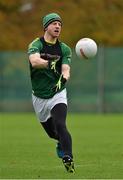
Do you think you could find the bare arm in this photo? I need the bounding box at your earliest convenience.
[29,52,48,69]
[62,64,70,81]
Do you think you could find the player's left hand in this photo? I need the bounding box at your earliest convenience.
[53,74,67,92]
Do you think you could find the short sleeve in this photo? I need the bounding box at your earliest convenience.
[60,42,72,66]
[28,38,42,55]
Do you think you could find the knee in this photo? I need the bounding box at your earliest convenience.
[48,133,56,139]
[47,131,58,139]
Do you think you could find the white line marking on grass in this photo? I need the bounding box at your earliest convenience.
[54,163,95,169]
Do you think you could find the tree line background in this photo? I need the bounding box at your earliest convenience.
[0,0,123,50]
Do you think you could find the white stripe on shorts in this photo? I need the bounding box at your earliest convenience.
[32,88,67,123]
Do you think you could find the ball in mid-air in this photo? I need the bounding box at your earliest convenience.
[75,38,97,59]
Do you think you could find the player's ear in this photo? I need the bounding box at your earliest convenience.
[44,27,48,31]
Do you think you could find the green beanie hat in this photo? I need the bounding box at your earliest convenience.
[43,13,62,29]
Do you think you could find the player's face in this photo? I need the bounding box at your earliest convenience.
[46,21,62,38]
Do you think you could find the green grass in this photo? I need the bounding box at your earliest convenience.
[0,113,123,179]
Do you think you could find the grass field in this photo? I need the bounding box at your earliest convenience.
[0,113,123,179]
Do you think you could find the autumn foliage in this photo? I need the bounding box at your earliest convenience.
[0,0,123,50]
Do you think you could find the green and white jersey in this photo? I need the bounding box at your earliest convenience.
[28,37,72,99]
